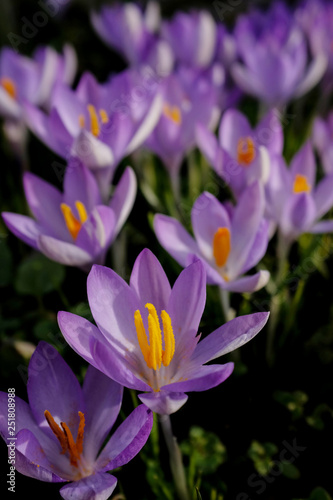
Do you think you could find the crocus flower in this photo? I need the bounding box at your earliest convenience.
[145,65,222,181]
[2,160,136,270]
[58,248,269,415]
[0,341,153,500]
[161,10,217,69]
[24,68,163,198]
[312,112,333,174]
[231,2,327,108]
[91,2,174,76]
[265,140,333,242]
[196,108,283,198]
[154,181,270,293]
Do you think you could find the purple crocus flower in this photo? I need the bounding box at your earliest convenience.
[196,108,283,198]
[91,2,174,76]
[145,65,222,182]
[2,160,136,270]
[0,341,153,500]
[231,2,327,108]
[312,112,333,174]
[24,68,163,198]
[265,140,333,242]
[154,181,270,293]
[58,248,269,415]
[161,10,217,69]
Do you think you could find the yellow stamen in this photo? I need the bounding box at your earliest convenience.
[0,77,17,99]
[76,411,85,456]
[44,410,68,454]
[61,203,82,240]
[161,310,175,367]
[87,104,100,137]
[78,114,85,128]
[134,303,176,370]
[213,227,231,267]
[293,174,311,194]
[75,201,88,224]
[99,109,109,124]
[237,137,256,166]
[163,104,182,125]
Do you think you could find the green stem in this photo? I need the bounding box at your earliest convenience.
[159,414,190,500]
[219,288,235,323]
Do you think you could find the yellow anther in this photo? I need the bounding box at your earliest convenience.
[237,137,256,166]
[99,109,109,124]
[87,104,100,137]
[75,201,88,224]
[293,174,311,194]
[76,411,85,456]
[0,77,17,100]
[213,227,231,268]
[78,114,85,129]
[163,104,182,125]
[134,304,176,371]
[161,310,175,367]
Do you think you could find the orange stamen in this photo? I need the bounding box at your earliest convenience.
[44,410,68,454]
[293,174,311,194]
[163,104,182,125]
[213,227,231,267]
[0,77,17,99]
[237,137,256,166]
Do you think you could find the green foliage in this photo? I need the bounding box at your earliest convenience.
[247,440,279,476]
[293,487,333,500]
[181,426,227,476]
[274,390,309,420]
[15,253,65,296]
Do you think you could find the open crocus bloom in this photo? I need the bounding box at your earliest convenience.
[154,182,270,293]
[58,249,269,415]
[231,2,327,108]
[196,108,282,198]
[24,68,163,198]
[265,140,333,241]
[0,342,153,500]
[2,160,136,270]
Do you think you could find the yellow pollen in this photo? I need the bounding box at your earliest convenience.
[61,201,88,240]
[134,303,175,370]
[237,137,256,166]
[293,174,311,194]
[163,104,182,125]
[0,77,17,99]
[87,104,100,137]
[213,227,231,268]
[44,410,85,468]
[99,109,109,124]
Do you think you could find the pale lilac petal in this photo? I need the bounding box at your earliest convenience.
[280,193,316,238]
[309,220,333,234]
[2,213,40,250]
[223,270,270,293]
[294,53,327,98]
[0,86,20,119]
[27,341,85,442]
[130,248,171,312]
[313,173,333,219]
[97,405,153,471]
[191,312,270,365]
[63,160,102,211]
[109,166,137,237]
[231,63,263,100]
[255,109,283,155]
[290,141,316,186]
[153,214,199,268]
[218,108,253,156]
[37,235,93,267]
[163,363,234,393]
[82,366,123,464]
[71,129,114,169]
[196,122,218,165]
[75,206,115,261]
[240,220,270,274]
[138,391,188,415]
[60,473,117,500]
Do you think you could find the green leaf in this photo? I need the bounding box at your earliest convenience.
[15,253,65,296]
[273,390,308,419]
[308,487,332,500]
[247,440,279,476]
[280,461,300,479]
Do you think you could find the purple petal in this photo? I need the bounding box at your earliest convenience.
[191,312,270,365]
[138,391,188,415]
[37,235,93,267]
[313,173,333,219]
[294,53,327,99]
[129,248,171,312]
[75,206,115,261]
[223,270,270,293]
[2,212,40,250]
[196,122,218,166]
[280,193,316,238]
[27,341,85,443]
[163,363,234,393]
[60,473,117,500]
[153,214,199,268]
[255,109,283,156]
[240,220,270,274]
[109,166,137,237]
[71,129,114,169]
[218,108,253,157]
[82,366,123,464]
[97,404,153,471]
[63,160,102,211]
[309,220,333,234]
[290,141,316,187]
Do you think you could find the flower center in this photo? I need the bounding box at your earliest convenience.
[134,303,175,372]
[44,410,85,468]
[163,103,182,125]
[60,201,88,240]
[293,174,311,194]
[0,77,17,99]
[237,137,256,166]
[79,104,109,137]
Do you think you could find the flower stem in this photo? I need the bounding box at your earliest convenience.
[159,414,190,500]
[219,288,235,323]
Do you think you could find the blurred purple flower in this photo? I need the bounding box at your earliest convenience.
[2,160,136,270]
[154,181,270,293]
[197,108,283,198]
[0,341,153,500]
[265,141,333,241]
[231,2,327,108]
[58,249,269,415]
[312,112,333,174]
